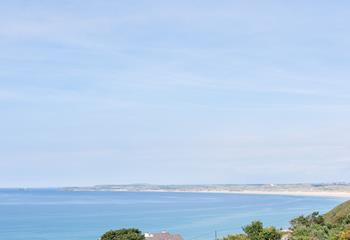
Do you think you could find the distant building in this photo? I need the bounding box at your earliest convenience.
[144,231,183,240]
[280,229,292,240]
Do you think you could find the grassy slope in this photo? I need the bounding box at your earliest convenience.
[324,200,350,224]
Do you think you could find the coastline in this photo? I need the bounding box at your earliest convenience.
[66,189,350,199]
[213,190,350,198]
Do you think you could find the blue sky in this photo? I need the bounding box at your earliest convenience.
[1,1,350,187]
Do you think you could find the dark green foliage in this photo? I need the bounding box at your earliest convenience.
[342,215,350,225]
[290,215,310,228]
[224,221,281,240]
[100,228,145,240]
[289,207,350,240]
[242,221,264,240]
[223,201,350,240]
[290,212,325,229]
[290,224,328,240]
[260,227,281,240]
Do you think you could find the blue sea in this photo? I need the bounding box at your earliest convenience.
[0,189,344,240]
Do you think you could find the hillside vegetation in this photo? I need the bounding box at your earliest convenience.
[99,200,350,240]
[324,200,350,224]
[223,200,350,240]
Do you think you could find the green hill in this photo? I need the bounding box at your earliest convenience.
[220,200,350,240]
[324,200,350,224]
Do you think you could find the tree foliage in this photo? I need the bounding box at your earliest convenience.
[100,228,145,240]
[223,202,350,240]
[243,221,264,240]
[223,221,281,240]
[289,211,350,240]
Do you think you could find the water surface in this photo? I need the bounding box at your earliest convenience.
[0,189,344,240]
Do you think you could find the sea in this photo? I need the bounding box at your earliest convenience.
[0,189,345,240]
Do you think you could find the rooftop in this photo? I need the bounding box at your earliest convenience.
[144,231,183,240]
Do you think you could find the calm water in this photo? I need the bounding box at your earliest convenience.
[0,189,344,240]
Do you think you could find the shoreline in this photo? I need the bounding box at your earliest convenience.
[66,189,350,199]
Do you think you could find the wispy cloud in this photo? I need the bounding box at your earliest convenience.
[1,1,350,186]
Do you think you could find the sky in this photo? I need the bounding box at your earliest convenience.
[1,1,350,187]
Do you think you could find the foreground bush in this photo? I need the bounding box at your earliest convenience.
[100,228,145,240]
[223,221,281,240]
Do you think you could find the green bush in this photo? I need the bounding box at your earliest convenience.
[223,200,350,240]
[100,228,145,240]
[223,221,281,240]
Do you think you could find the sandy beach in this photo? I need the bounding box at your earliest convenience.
[92,189,350,199]
[222,190,350,198]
